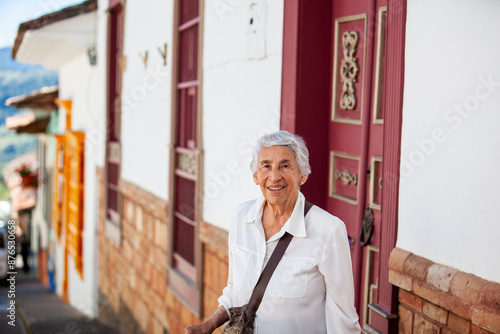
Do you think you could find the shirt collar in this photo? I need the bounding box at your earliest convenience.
[243,191,308,238]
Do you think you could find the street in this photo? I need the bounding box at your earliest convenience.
[0,276,27,334]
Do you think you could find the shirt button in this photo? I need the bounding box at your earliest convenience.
[255,270,260,275]
[235,249,240,254]
[261,245,266,251]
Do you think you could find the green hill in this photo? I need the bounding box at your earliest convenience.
[0,46,58,125]
[0,47,58,200]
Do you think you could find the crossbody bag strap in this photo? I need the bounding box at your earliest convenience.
[244,200,314,321]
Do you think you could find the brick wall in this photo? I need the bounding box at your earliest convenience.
[389,247,500,334]
[96,167,230,334]
[200,221,229,332]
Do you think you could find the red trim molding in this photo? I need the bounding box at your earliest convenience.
[370,0,407,332]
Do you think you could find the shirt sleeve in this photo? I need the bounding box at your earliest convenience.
[318,220,361,333]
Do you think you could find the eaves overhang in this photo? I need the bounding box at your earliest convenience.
[12,0,97,70]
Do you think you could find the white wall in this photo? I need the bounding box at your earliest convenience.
[94,0,109,168]
[398,0,500,283]
[202,0,284,230]
[119,0,174,200]
[58,52,100,317]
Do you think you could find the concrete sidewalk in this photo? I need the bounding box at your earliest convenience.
[15,272,119,334]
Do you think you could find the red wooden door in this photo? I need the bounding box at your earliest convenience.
[327,0,387,330]
[106,3,124,224]
[168,0,202,313]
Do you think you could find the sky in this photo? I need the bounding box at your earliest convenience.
[0,0,83,49]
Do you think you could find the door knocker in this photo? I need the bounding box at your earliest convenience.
[359,207,374,247]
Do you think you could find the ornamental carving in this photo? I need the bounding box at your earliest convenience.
[340,31,360,110]
[178,152,197,175]
[109,144,121,161]
[336,168,358,186]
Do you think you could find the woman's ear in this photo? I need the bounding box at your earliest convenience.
[300,176,308,186]
[253,173,259,184]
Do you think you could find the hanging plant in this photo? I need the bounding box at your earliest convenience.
[15,165,39,189]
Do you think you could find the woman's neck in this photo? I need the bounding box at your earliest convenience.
[263,192,298,223]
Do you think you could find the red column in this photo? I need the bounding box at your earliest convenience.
[371,0,407,332]
[280,0,332,209]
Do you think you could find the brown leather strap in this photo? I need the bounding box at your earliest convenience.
[243,200,314,324]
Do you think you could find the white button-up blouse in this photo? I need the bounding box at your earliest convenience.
[218,192,361,333]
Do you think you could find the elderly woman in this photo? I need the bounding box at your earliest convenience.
[186,131,360,333]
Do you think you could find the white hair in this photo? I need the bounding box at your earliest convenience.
[250,130,311,177]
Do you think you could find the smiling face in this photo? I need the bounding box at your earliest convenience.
[253,146,307,208]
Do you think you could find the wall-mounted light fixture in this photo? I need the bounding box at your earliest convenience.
[87,46,97,65]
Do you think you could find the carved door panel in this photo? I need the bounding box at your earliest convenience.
[327,0,387,330]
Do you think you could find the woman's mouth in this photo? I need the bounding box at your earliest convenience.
[267,186,286,192]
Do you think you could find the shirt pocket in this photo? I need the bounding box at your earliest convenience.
[267,256,315,299]
[231,245,252,290]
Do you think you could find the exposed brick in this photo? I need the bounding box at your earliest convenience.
[448,313,471,334]
[152,268,166,299]
[440,292,472,320]
[471,324,494,334]
[413,314,441,334]
[399,305,413,334]
[404,254,434,282]
[471,307,500,334]
[139,234,154,262]
[400,290,423,312]
[451,272,488,305]
[136,205,143,232]
[166,290,176,310]
[152,246,168,276]
[428,264,458,292]
[200,221,229,258]
[423,301,448,325]
[143,261,153,285]
[390,269,413,291]
[204,250,216,289]
[181,304,195,330]
[128,268,137,290]
[135,299,149,332]
[479,282,500,313]
[134,251,144,273]
[126,200,135,223]
[389,247,412,273]
[122,239,133,264]
[144,213,154,242]
[413,279,441,306]
[204,287,220,320]
[151,289,166,324]
[152,316,163,334]
[218,256,229,293]
[168,311,181,334]
[157,305,170,330]
[155,219,168,251]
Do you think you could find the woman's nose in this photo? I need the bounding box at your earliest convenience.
[269,169,282,181]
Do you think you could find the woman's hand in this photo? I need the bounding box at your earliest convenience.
[184,305,229,334]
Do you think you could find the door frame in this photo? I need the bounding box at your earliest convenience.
[280,0,407,332]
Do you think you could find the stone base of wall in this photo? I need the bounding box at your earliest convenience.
[388,247,500,334]
[96,167,230,334]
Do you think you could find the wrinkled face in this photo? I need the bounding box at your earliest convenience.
[253,146,307,207]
